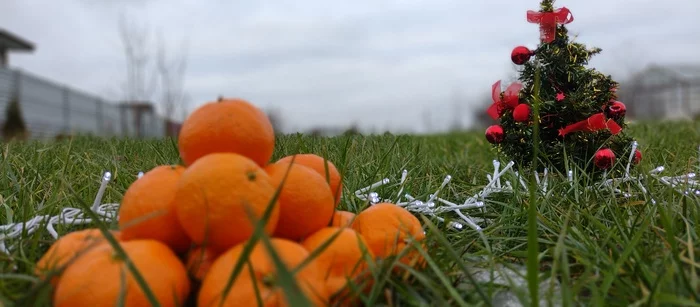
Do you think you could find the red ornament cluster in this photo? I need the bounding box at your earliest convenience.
[487,81,523,119]
[482,79,531,142]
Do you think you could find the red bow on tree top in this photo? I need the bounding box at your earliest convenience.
[527,7,574,43]
[558,113,622,137]
[487,80,522,120]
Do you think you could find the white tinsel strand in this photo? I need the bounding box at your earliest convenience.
[353,171,488,232]
[2,143,698,255]
[625,141,639,177]
[352,142,699,234]
[0,171,122,255]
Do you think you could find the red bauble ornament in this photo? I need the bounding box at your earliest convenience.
[633,149,642,164]
[594,148,615,169]
[511,46,533,65]
[513,104,531,122]
[606,101,626,119]
[485,125,504,144]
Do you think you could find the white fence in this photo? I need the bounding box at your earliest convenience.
[0,67,172,139]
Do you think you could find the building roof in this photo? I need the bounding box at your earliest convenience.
[645,63,700,81]
[0,29,35,51]
[664,64,700,80]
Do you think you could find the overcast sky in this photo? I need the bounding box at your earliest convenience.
[2,0,699,133]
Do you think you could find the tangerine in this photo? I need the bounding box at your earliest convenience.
[198,238,328,307]
[264,162,335,241]
[118,165,191,253]
[186,246,220,281]
[275,154,343,205]
[350,203,425,268]
[174,153,280,252]
[300,227,374,299]
[178,97,275,167]
[330,210,355,228]
[35,228,121,286]
[53,240,190,307]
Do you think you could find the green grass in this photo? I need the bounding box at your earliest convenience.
[1,119,699,306]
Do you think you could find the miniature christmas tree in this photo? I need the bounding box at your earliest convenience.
[484,0,641,175]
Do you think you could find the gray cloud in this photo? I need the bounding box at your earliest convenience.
[2,0,699,133]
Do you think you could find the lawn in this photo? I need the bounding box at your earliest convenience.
[1,119,699,306]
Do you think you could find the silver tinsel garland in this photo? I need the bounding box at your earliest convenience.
[353,142,699,231]
[1,142,698,255]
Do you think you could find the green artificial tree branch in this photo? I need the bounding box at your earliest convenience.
[540,0,555,12]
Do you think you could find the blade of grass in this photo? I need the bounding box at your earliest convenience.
[243,206,312,306]
[365,254,403,304]
[146,142,169,165]
[420,216,491,305]
[387,262,444,303]
[683,218,698,293]
[656,294,700,307]
[407,238,469,307]
[0,274,39,283]
[364,136,400,197]
[169,137,183,165]
[526,65,543,306]
[11,238,106,306]
[116,265,128,307]
[657,202,700,301]
[599,206,652,295]
[215,156,296,306]
[551,200,574,307]
[247,259,265,307]
[383,265,439,306]
[61,175,161,307]
[290,219,359,276]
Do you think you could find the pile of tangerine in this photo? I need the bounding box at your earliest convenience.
[34,97,427,307]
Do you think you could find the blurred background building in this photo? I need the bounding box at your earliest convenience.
[618,64,700,121]
[0,28,181,139]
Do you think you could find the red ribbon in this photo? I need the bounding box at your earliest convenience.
[527,7,574,43]
[558,113,622,137]
[487,80,522,120]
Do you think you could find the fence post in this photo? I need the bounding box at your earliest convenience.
[120,104,127,137]
[682,82,691,118]
[13,70,22,102]
[63,86,70,134]
[12,70,28,138]
[96,99,103,137]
